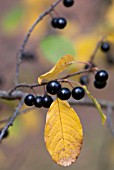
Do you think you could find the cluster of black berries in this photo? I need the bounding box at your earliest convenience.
[94,70,109,89]
[24,80,85,108]
[79,60,109,89]
[51,0,74,29]
[51,18,67,29]
[24,94,53,108]
[46,81,85,100]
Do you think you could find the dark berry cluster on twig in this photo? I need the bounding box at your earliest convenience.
[24,80,86,108]
[79,62,109,90]
[24,94,53,108]
[51,0,74,29]
[51,18,67,29]
[24,67,109,108]
[94,70,109,89]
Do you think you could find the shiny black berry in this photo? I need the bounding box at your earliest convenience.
[94,81,107,89]
[24,94,35,106]
[57,87,71,100]
[63,0,74,7]
[101,42,110,52]
[57,18,67,29]
[42,95,53,108]
[80,75,89,85]
[0,129,9,139]
[51,18,58,28]
[46,81,61,95]
[34,96,43,108]
[95,70,108,83]
[72,87,85,100]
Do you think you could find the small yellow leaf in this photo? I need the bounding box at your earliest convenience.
[45,98,83,167]
[38,54,75,84]
[83,86,106,125]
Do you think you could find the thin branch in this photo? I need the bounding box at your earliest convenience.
[1,94,114,139]
[60,68,92,79]
[19,106,36,115]
[0,118,9,124]
[0,97,25,141]
[9,83,46,95]
[10,68,93,94]
[15,0,62,85]
[0,107,35,124]
[0,90,24,100]
[69,98,114,110]
[0,0,113,140]
[89,35,106,63]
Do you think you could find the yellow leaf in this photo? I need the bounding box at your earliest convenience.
[44,98,83,167]
[38,54,75,84]
[104,32,114,43]
[74,34,99,63]
[106,2,114,27]
[83,86,106,125]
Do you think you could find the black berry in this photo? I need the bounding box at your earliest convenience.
[46,80,61,95]
[21,51,36,61]
[106,54,114,65]
[51,18,58,28]
[57,87,71,100]
[57,18,67,29]
[24,94,35,106]
[80,75,89,85]
[84,63,96,69]
[101,42,110,52]
[0,129,9,139]
[34,96,43,108]
[72,87,85,100]
[63,0,74,7]
[95,70,108,83]
[94,81,107,89]
[42,95,53,108]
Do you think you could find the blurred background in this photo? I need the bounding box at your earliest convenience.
[0,0,114,169]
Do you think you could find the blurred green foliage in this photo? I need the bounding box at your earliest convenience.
[1,6,24,32]
[40,35,76,63]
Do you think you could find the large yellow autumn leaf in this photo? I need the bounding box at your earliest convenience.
[45,98,83,166]
[38,54,75,84]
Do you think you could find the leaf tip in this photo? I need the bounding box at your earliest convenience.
[38,77,41,84]
[58,157,75,167]
[102,114,107,125]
